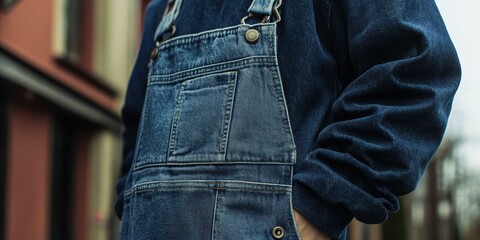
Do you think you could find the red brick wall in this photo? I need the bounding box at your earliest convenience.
[6,95,51,240]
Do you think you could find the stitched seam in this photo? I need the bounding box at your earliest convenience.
[131,180,292,192]
[133,186,290,194]
[213,190,223,240]
[211,189,219,240]
[270,25,297,162]
[134,160,294,171]
[124,188,133,197]
[132,180,292,193]
[268,23,290,139]
[149,56,275,84]
[220,72,237,156]
[167,82,187,160]
[269,64,296,158]
[267,24,273,57]
[288,167,301,240]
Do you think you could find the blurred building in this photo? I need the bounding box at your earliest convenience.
[0,0,147,239]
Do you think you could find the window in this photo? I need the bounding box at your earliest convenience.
[52,0,95,72]
[52,0,120,95]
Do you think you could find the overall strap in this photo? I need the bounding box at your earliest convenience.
[154,0,184,42]
[248,0,279,16]
[242,0,282,24]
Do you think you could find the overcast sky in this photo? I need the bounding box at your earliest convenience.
[434,0,480,170]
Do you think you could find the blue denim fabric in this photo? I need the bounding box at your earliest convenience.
[154,0,184,41]
[248,0,278,16]
[116,0,461,239]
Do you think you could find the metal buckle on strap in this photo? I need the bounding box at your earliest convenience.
[162,0,176,18]
[156,25,176,44]
[272,0,282,23]
[155,0,179,43]
[241,0,282,24]
[241,14,270,24]
[163,25,176,41]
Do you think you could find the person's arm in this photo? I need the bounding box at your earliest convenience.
[292,0,461,238]
[114,0,164,219]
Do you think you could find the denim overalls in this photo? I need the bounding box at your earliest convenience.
[120,0,301,239]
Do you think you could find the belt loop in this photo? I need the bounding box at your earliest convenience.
[247,0,278,16]
[154,0,184,42]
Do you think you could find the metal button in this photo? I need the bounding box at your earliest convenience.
[272,226,285,239]
[245,28,260,43]
[150,47,158,60]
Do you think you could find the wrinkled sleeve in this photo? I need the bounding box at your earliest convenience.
[114,0,163,219]
[292,0,461,238]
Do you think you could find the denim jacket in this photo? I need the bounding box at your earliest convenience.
[115,0,460,239]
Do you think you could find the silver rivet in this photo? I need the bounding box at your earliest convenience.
[245,28,260,43]
[272,226,285,239]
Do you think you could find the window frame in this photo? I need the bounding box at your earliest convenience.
[51,0,117,96]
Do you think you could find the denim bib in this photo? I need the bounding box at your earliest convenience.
[120,0,300,239]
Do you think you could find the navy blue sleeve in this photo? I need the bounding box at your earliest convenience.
[114,0,164,219]
[291,0,461,238]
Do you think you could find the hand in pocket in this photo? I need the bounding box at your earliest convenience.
[293,209,330,240]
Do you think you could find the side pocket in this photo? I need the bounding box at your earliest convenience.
[289,194,302,240]
[213,186,301,240]
[128,184,217,239]
[168,71,237,163]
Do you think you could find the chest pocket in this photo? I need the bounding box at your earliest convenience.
[169,71,237,162]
